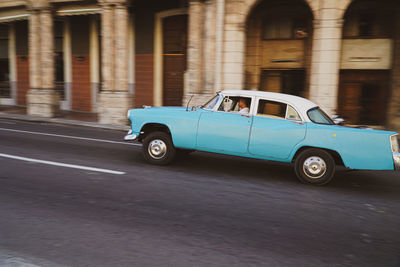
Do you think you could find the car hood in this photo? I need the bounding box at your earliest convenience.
[128,106,194,119]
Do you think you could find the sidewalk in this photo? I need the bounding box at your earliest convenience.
[0,106,130,132]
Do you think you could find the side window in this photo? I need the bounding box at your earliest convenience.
[286,105,301,121]
[257,100,287,118]
[257,100,302,121]
[218,96,251,113]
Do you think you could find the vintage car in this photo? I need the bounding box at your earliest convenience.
[125,90,400,185]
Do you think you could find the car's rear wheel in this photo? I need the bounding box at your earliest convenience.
[294,148,335,185]
[142,131,176,165]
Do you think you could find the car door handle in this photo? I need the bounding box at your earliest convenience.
[291,121,304,125]
[240,114,251,118]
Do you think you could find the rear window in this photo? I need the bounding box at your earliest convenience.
[257,100,301,121]
[257,100,286,118]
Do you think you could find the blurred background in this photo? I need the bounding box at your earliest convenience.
[0,0,399,130]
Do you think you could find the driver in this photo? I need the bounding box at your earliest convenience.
[238,98,249,114]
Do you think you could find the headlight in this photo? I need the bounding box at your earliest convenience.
[127,109,131,120]
[390,134,399,153]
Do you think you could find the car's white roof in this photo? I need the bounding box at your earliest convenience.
[220,90,318,111]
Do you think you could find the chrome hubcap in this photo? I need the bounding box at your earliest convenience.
[148,139,167,159]
[303,156,327,179]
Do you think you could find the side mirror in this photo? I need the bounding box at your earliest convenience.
[332,115,344,125]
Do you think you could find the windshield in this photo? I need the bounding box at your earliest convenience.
[201,94,221,109]
[307,107,334,125]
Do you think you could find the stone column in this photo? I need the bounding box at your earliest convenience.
[28,8,41,90]
[63,18,72,110]
[89,17,100,112]
[214,0,225,92]
[100,3,114,93]
[387,9,400,131]
[183,0,208,106]
[185,0,203,95]
[98,0,130,125]
[26,1,59,117]
[202,0,216,94]
[9,24,17,102]
[183,0,219,106]
[114,4,128,92]
[40,9,55,90]
[309,4,344,115]
[221,0,246,91]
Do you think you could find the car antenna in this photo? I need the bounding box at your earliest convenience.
[186,95,194,111]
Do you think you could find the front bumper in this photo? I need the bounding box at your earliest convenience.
[124,129,137,141]
[394,152,400,171]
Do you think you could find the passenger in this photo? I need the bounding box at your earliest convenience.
[239,98,250,114]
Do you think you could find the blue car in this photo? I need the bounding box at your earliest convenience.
[125,90,400,185]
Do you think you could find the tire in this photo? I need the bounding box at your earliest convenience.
[142,131,176,165]
[294,148,336,185]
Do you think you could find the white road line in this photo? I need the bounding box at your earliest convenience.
[0,153,126,175]
[0,127,141,146]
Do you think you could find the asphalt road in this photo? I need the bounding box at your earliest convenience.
[0,118,399,267]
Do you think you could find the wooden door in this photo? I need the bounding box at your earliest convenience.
[338,71,390,125]
[162,15,187,106]
[338,81,361,124]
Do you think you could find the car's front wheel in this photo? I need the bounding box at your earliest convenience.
[294,148,335,185]
[142,131,176,165]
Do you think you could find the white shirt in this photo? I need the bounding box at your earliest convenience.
[239,107,249,114]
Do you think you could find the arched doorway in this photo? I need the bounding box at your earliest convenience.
[134,2,188,107]
[53,0,102,113]
[245,0,313,97]
[339,0,397,125]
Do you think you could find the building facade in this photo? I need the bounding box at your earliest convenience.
[0,0,399,130]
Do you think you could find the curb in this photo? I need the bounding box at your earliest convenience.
[0,113,130,132]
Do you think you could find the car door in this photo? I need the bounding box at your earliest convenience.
[196,95,253,154]
[248,98,306,160]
